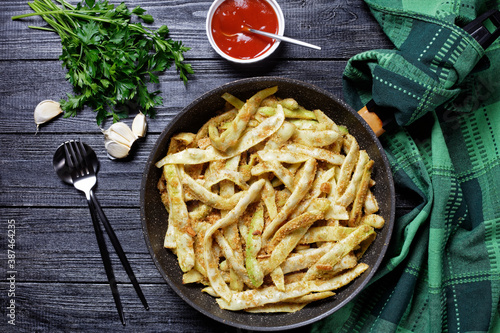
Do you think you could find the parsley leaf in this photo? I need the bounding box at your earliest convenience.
[13,0,193,125]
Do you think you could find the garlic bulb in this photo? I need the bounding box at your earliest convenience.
[132,112,147,138]
[102,114,147,159]
[34,100,63,130]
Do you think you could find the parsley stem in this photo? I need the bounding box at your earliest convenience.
[28,25,56,32]
[28,4,77,37]
[54,0,75,10]
[12,9,114,20]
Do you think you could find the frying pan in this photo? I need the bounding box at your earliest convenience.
[140,77,395,331]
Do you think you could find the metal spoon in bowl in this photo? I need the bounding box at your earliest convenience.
[247,27,322,50]
[224,26,322,50]
[53,140,149,325]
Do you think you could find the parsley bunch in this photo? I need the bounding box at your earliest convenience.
[13,0,193,124]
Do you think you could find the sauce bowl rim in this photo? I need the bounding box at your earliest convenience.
[205,0,285,64]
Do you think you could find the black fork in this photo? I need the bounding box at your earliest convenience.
[63,140,149,325]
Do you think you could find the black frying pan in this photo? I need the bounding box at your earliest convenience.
[140,77,395,331]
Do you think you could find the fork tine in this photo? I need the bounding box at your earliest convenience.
[77,141,87,159]
[64,142,76,169]
[67,141,83,176]
[71,141,82,166]
[65,140,88,177]
[79,141,96,176]
[73,141,90,174]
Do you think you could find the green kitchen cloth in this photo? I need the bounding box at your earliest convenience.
[313,1,500,332]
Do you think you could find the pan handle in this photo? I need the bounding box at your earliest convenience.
[358,104,385,137]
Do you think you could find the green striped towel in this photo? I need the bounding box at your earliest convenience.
[313,1,500,332]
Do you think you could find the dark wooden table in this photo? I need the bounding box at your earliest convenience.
[0,1,404,332]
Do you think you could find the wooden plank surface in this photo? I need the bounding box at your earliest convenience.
[1,0,391,60]
[0,0,399,332]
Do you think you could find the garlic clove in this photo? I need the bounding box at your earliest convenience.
[132,112,147,138]
[34,100,63,128]
[102,122,137,147]
[102,116,146,160]
[105,139,131,159]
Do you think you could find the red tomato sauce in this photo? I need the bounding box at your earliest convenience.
[211,0,279,60]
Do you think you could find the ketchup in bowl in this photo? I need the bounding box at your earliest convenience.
[208,0,283,62]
